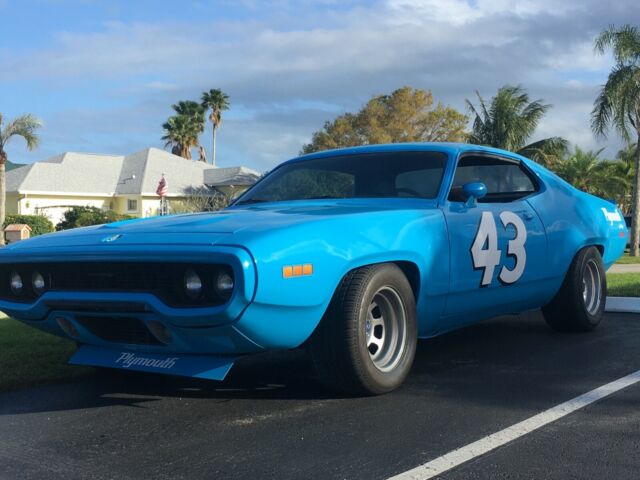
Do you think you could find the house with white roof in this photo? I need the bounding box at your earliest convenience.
[6,148,260,224]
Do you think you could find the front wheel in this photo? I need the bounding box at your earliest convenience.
[308,263,417,395]
[542,246,606,332]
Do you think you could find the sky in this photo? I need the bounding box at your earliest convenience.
[1,0,638,172]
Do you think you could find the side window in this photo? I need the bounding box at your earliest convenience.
[395,167,443,198]
[448,156,538,203]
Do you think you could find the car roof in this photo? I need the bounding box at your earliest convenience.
[287,143,527,165]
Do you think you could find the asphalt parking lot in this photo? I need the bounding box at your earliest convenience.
[1,310,639,480]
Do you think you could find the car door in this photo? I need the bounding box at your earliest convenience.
[442,153,547,326]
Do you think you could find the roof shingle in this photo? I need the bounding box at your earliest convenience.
[7,148,259,196]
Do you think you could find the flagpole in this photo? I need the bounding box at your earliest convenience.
[156,173,168,216]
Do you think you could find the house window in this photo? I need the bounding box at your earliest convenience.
[127,199,138,212]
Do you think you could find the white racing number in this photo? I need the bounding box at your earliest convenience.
[471,211,528,287]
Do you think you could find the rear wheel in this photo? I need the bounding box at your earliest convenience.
[542,246,606,332]
[309,263,417,395]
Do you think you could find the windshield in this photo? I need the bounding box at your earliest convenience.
[235,151,447,205]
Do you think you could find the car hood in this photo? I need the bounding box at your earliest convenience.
[4,199,438,251]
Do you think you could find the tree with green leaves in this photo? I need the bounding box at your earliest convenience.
[466,85,568,166]
[0,113,42,246]
[201,89,230,167]
[555,147,631,201]
[55,206,132,231]
[301,86,468,154]
[592,24,640,254]
[3,214,54,237]
[162,101,206,160]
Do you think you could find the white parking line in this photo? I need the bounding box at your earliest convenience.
[388,369,640,480]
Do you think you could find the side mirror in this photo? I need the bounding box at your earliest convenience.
[462,182,487,208]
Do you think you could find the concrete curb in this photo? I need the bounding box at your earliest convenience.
[605,296,640,314]
[608,264,640,274]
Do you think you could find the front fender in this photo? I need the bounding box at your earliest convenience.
[231,207,449,348]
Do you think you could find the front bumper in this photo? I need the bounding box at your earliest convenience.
[0,245,264,355]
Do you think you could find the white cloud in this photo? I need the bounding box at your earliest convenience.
[2,0,637,167]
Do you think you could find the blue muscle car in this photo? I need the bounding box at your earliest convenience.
[0,143,627,394]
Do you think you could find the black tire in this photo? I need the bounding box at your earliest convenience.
[308,263,417,395]
[542,246,606,332]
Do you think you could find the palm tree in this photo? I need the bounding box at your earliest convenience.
[0,114,42,246]
[466,85,568,166]
[162,101,206,160]
[201,89,230,167]
[592,24,640,254]
[162,115,199,160]
[172,100,206,130]
[555,147,630,201]
[617,141,638,169]
[610,143,637,213]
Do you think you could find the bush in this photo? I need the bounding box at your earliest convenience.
[56,206,133,231]
[170,189,231,214]
[3,214,55,237]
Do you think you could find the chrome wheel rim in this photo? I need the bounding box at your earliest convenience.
[582,259,602,315]
[365,287,407,373]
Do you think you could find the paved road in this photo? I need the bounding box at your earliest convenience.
[1,311,639,480]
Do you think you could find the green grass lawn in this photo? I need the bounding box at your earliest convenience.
[607,273,640,297]
[0,314,93,392]
[615,253,640,264]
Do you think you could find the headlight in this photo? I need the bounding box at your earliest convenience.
[184,269,203,300]
[215,271,234,299]
[32,271,46,295]
[10,272,23,295]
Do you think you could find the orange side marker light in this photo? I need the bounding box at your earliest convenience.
[283,266,293,278]
[282,264,314,278]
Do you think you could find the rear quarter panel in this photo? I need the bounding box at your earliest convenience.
[525,161,626,280]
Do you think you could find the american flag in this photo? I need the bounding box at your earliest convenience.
[156,175,168,197]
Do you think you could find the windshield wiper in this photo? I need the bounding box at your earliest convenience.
[234,198,271,206]
[236,196,341,205]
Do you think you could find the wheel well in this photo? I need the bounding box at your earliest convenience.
[586,244,605,256]
[392,261,421,301]
[333,261,421,305]
[307,260,422,347]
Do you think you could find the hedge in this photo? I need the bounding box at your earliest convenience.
[4,214,55,237]
[56,206,133,231]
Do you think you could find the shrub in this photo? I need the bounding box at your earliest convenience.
[3,214,55,237]
[55,206,133,231]
[170,189,231,214]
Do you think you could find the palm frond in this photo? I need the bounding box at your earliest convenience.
[594,24,640,64]
[0,113,42,150]
[592,64,639,141]
[465,85,554,152]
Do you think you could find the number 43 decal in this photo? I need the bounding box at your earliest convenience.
[471,211,527,287]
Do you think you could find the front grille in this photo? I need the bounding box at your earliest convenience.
[75,316,161,345]
[0,262,232,307]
